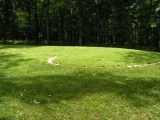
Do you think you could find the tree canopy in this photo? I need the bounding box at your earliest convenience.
[0,0,160,50]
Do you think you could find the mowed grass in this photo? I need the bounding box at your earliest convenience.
[0,45,160,120]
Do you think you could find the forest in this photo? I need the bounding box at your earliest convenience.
[0,0,160,50]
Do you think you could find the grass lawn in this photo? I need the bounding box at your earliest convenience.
[0,45,160,120]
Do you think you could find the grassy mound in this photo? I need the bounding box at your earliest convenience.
[0,45,160,119]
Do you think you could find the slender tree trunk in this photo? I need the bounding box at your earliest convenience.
[106,18,109,44]
[2,22,6,45]
[27,8,32,42]
[149,0,153,47]
[115,33,118,45]
[98,0,103,44]
[150,0,152,13]
[121,32,124,46]
[139,6,142,47]
[78,0,83,46]
[134,25,137,45]
[153,27,159,49]
[158,25,160,50]
[69,29,73,45]
[139,22,142,46]
[2,0,9,45]
[59,7,64,45]
[46,0,50,44]
[34,0,39,44]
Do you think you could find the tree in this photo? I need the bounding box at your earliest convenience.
[2,0,10,44]
[77,0,83,46]
[0,0,159,50]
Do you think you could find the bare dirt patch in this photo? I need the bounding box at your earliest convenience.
[47,56,58,65]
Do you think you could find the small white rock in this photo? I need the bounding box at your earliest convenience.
[127,66,132,68]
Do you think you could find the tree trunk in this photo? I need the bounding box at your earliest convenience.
[97,0,103,44]
[34,0,39,44]
[149,0,153,47]
[139,5,142,47]
[78,0,83,46]
[59,7,65,45]
[2,22,6,45]
[27,8,32,42]
[46,0,50,45]
[2,0,9,45]
[134,25,137,45]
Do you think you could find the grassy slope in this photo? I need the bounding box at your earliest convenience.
[0,45,160,120]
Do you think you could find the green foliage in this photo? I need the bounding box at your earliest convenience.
[151,2,160,28]
[0,0,160,48]
[15,9,27,29]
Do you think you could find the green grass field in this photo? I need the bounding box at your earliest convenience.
[0,45,160,120]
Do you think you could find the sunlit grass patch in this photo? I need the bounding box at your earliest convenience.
[0,45,160,119]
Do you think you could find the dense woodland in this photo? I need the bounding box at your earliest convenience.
[0,0,160,50]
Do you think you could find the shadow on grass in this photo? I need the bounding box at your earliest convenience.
[0,71,159,107]
[121,50,160,64]
[0,45,40,50]
[0,53,32,70]
[0,117,15,120]
[0,46,159,108]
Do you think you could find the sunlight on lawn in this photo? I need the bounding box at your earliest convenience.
[0,45,160,120]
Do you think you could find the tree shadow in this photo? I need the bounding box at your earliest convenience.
[121,50,160,64]
[0,46,159,108]
[0,53,32,70]
[0,70,159,107]
[0,45,40,50]
[0,117,15,120]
